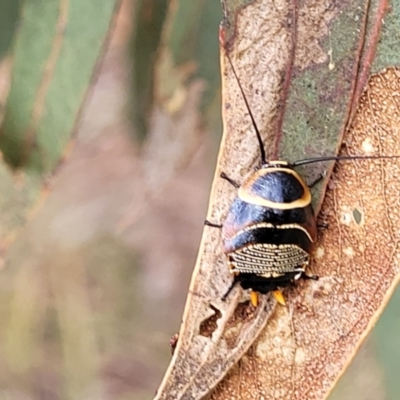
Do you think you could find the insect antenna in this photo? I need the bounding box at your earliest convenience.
[225,52,267,166]
[293,154,400,167]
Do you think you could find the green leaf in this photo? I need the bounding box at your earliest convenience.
[0,0,121,173]
[373,0,400,71]
[131,0,222,140]
[131,0,169,140]
[0,0,21,59]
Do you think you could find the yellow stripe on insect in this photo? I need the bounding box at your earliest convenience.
[238,167,311,210]
[232,222,315,243]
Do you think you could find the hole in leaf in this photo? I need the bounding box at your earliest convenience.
[199,305,222,337]
[224,301,256,348]
[229,300,255,322]
[352,208,363,225]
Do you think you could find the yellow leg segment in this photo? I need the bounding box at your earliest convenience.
[273,290,286,305]
[250,291,259,307]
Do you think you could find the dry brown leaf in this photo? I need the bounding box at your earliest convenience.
[210,68,400,399]
[154,2,399,399]
[154,2,303,398]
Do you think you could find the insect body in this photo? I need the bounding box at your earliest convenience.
[207,53,321,306]
[220,161,318,306]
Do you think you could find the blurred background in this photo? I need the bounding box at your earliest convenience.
[0,1,399,399]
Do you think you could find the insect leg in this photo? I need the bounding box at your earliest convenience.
[221,275,240,301]
[220,172,240,188]
[204,220,222,228]
[307,173,325,188]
